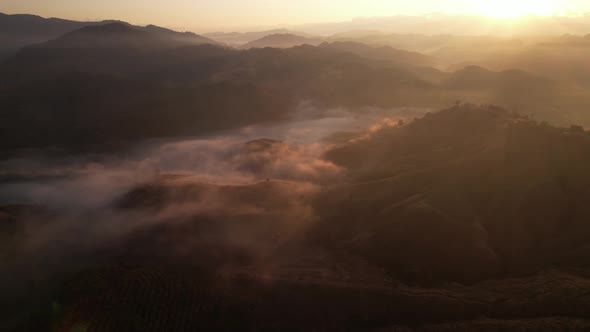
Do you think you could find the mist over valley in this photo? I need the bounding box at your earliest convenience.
[3,8,590,331]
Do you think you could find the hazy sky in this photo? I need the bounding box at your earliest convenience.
[2,0,590,31]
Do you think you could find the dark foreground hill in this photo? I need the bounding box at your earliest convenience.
[4,105,590,331]
[320,105,590,283]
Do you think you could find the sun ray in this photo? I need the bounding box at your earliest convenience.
[471,0,557,18]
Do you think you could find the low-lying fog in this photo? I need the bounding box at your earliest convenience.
[0,106,428,209]
[0,105,430,311]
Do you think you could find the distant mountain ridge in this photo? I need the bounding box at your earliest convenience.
[319,41,438,68]
[37,22,217,49]
[241,33,324,49]
[0,12,102,59]
[444,65,554,90]
[0,12,107,35]
[0,13,583,151]
[204,29,316,46]
[0,12,216,59]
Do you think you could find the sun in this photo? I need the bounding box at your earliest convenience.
[472,0,557,18]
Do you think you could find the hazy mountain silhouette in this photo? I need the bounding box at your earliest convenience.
[0,12,216,60]
[0,24,572,151]
[319,41,439,67]
[334,32,590,90]
[472,36,590,86]
[241,33,324,49]
[142,24,218,45]
[444,65,554,90]
[38,22,217,49]
[204,29,314,46]
[0,12,106,59]
[0,12,103,38]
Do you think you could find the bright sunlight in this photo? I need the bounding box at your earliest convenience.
[472,0,557,18]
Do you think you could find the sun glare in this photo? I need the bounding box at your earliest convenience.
[472,0,557,18]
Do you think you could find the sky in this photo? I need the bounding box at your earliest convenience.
[2,0,590,32]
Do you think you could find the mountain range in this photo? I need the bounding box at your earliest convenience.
[4,11,590,331]
[0,13,217,60]
[0,17,574,151]
[204,28,314,46]
[241,33,324,49]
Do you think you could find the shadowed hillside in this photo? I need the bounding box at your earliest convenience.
[4,106,590,331]
[320,105,590,283]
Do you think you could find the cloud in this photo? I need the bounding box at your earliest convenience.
[0,105,426,280]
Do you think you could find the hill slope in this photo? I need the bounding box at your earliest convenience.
[321,104,590,283]
[5,106,590,330]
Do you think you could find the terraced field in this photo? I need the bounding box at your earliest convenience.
[43,266,590,331]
